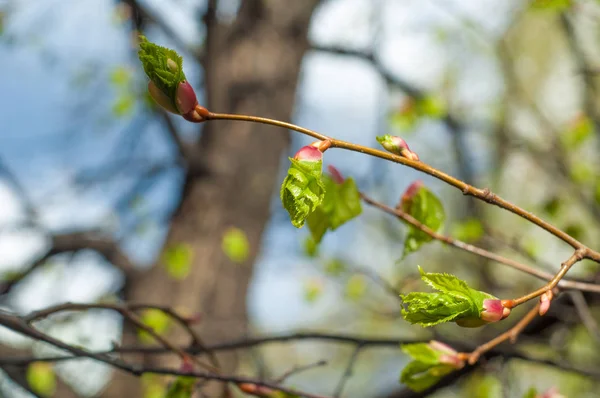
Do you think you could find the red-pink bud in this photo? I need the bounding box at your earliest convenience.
[176,81,198,114]
[293,145,322,162]
[400,180,424,210]
[180,356,194,373]
[539,291,553,316]
[481,299,504,323]
[327,165,344,184]
[376,135,419,160]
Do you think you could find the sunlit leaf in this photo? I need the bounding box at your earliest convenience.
[221,227,250,263]
[112,93,135,117]
[345,274,367,301]
[450,219,484,243]
[306,175,362,243]
[324,258,345,276]
[303,279,323,304]
[401,185,445,257]
[26,363,56,397]
[417,96,446,119]
[400,267,497,327]
[280,157,325,228]
[162,243,193,280]
[303,235,319,258]
[138,36,186,112]
[561,114,593,149]
[523,387,538,398]
[110,66,132,87]
[138,309,170,343]
[165,376,195,398]
[530,0,572,11]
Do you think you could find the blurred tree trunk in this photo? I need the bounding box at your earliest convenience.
[102,1,320,396]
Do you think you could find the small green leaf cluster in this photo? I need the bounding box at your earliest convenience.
[280,150,361,237]
[400,341,464,392]
[138,36,186,112]
[400,267,498,327]
[400,183,445,257]
[306,174,362,243]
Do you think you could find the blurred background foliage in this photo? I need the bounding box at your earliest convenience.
[1,0,600,397]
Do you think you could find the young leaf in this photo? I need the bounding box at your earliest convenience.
[400,341,464,392]
[138,36,186,112]
[401,268,505,327]
[221,227,250,263]
[162,243,194,280]
[401,292,472,326]
[280,156,325,228]
[138,309,171,343]
[306,174,362,243]
[27,363,56,397]
[400,184,445,257]
[165,376,196,398]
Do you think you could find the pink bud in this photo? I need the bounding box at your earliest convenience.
[377,135,419,160]
[400,180,424,210]
[176,81,198,115]
[428,341,464,369]
[293,145,322,162]
[180,356,194,373]
[327,165,344,184]
[539,291,553,316]
[481,299,505,323]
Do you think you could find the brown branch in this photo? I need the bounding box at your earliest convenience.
[311,44,479,190]
[0,231,137,295]
[506,249,587,307]
[459,302,541,365]
[332,345,362,398]
[203,110,600,263]
[359,192,600,293]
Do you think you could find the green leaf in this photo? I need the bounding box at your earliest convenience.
[400,360,455,392]
[324,258,345,276]
[138,309,170,343]
[530,0,572,11]
[110,66,132,87]
[401,292,472,326]
[400,268,496,327]
[138,36,186,111]
[26,363,56,397]
[401,185,445,257]
[345,274,367,301]
[280,157,325,228]
[303,279,323,304]
[523,387,538,398]
[165,376,195,398]
[450,219,484,243]
[162,243,193,280]
[306,175,362,243]
[417,96,446,119]
[303,235,319,257]
[112,93,135,117]
[561,114,593,149]
[401,343,441,364]
[221,227,250,263]
[400,342,462,392]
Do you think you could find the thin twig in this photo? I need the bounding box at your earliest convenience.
[360,192,600,293]
[460,303,541,365]
[333,345,362,398]
[204,110,600,263]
